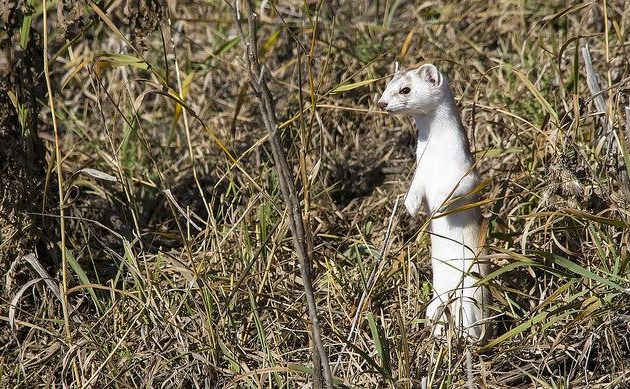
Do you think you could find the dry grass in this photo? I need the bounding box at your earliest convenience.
[2,0,630,387]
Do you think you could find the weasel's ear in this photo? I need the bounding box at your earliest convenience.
[415,64,442,87]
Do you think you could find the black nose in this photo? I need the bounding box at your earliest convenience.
[378,101,388,109]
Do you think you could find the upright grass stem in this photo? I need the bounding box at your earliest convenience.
[41,0,81,385]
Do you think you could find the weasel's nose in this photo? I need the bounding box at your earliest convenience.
[378,101,388,109]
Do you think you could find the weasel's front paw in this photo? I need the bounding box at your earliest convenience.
[404,192,421,216]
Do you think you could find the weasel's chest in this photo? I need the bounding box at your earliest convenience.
[415,145,475,211]
[416,141,460,183]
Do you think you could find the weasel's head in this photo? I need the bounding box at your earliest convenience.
[377,64,446,115]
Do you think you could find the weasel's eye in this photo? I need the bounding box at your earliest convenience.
[400,87,411,94]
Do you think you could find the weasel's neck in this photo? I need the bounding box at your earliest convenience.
[411,94,474,167]
[412,98,463,142]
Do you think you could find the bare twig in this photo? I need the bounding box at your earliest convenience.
[231,1,333,387]
[333,195,400,374]
[347,195,400,343]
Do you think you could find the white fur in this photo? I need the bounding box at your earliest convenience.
[378,64,488,340]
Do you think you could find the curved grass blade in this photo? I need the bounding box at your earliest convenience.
[538,251,629,293]
[331,78,380,94]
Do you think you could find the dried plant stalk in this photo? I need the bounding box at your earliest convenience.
[232,1,333,388]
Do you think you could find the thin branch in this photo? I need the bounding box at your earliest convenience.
[348,195,401,344]
[231,1,333,388]
[333,195,400,375]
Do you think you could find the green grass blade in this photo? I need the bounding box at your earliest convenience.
[367,311,384,366]
[330,78,380,94]
[65,248,102,314]
[539,252,629,293]
[512,68,559,123]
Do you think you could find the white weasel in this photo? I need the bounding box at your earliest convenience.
[378,64,488,340]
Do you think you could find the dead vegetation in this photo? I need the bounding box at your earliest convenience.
[1,0,630,387]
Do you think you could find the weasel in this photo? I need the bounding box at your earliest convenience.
[378,64,488,340]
